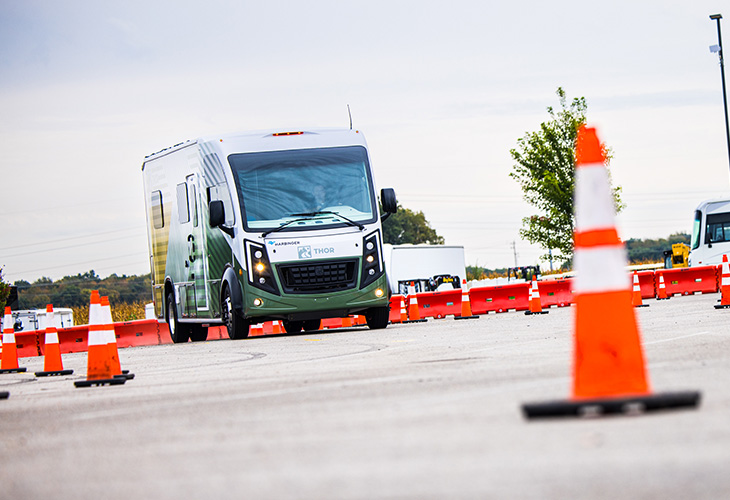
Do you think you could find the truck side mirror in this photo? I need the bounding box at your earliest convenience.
[705,232,713,248]
[380,188,397,222]
[209,200,234,237]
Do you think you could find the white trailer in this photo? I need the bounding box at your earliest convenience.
[688,197,730,267]
[383,244,467,294]
[11,308,74,332]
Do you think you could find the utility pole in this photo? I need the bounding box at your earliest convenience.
[710,14,730,178]
[511,240,518,268]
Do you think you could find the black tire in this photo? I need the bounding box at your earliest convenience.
[282,320,304,334]
[366,306,389,330]
[167,292,190,343]
[303,319,322,332]
[190,324,208,342]
[222,286,249,340]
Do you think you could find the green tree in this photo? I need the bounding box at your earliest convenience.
[382,204,445,245]
[509,87,623,264]
[0,268,10,308]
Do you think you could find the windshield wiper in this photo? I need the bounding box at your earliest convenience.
[261,217,312,238]
[262,211,365,238]
[290,211,365,231]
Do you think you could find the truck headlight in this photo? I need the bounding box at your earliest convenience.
[361,231,384,288]
[245,240,280,296]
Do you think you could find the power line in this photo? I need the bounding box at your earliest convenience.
[0,233,146,259]
[0,226,142,252]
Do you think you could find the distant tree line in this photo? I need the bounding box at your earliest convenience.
[466,233,691,280]
[625,233,690,264]
[12,270,151,310]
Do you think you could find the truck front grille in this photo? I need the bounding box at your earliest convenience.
[277,260,357,294]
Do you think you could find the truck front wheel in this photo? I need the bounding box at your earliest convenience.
[222,286,250,340]
[366,306,389,330]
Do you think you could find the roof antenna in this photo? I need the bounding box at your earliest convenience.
[347,104,353,130]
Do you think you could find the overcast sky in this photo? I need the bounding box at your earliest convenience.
[1,0,729,284]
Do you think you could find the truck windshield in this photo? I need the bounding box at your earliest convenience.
[228,146,376,232]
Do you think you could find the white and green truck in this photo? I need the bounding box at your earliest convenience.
[142,128,397,342]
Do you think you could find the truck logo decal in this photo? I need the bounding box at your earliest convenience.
[298,246,312,259]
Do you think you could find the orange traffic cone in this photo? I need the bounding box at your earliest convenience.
[656,273,669,300]
[525,276,549,315]
[101,296,133,380]
[75,291,125,387]
[271,320,282,334]
[35,304,73,377]
[404,282,427,323]
[455,279,479,320]
[714,254,730,309]
[1,306,26,373]
[522,125,699,418]
[631,272,649,307]
[249,323,265,336]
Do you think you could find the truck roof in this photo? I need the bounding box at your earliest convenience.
[143,128,367,165]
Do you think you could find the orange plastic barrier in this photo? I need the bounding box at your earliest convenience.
[469,282,531,314]
[389,295,404,323]
[660,266,719,296]
[636,270,656,299]
[537,279,574,308]
[415,289,462,318]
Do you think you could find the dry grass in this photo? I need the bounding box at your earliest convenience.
[71,301,147,326]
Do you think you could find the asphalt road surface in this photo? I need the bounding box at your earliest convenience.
[1,293,729,499]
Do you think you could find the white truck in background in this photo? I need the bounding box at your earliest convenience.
[688,197,730,267]
[10,308,74,332]
[383,244,467,295]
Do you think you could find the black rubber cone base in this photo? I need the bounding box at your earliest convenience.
[455,315,480,320]
[403,319,428,324]
[522,391,701,419]
[0,391,9,399]
[524,310,549,316]
[35,369,74,377]
[74,377,126,388]
[0,367,27,374]
[713,303,730,309]
[114,372,135,380]
[635,304,650,308]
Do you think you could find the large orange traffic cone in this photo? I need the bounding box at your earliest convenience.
[656,273,669,300]
[1,306,26,373]
[631,272,649,307]
[455,279,479,320]
[101,296,133,380]
[75,291,125,387]
[525,276,549,315]
[522,125,699,418]
[404,282,427,323]
[715,254,730,309]
[35,304,73,377]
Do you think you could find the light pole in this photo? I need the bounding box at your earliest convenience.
[709,14,730,178]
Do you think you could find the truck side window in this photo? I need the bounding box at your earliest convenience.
[151,190,164,229]
[177,183,190,224]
